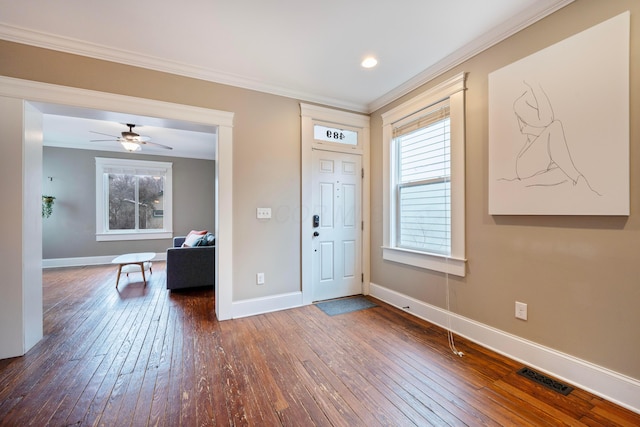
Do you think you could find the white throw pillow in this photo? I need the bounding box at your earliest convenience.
[182,230,207,247]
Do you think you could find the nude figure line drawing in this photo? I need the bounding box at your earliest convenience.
[498,81,601,196]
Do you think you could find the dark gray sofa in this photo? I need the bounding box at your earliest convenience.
[166,236,215,290]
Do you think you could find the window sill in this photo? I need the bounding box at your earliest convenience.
[96,231,172,242]
[382,246,466,277]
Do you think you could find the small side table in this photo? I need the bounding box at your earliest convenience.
[112,252,156,288]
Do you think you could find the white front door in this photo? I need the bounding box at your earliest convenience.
[312,149,362,301]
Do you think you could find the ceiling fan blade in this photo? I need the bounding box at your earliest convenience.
[91,125,172,150]
[142,140,173,150]
[90,130,118,138]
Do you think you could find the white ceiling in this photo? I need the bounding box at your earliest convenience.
[0,0,572,158]
[40,107,217,160]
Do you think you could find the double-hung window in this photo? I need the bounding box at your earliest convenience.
[95,157,173,241]
[395,102,450,255]
[382,73,466,276]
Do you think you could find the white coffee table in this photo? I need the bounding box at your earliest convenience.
[112,252,155,288]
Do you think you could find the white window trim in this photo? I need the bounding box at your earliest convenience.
[95,157,173,241]
[381,72,466,276]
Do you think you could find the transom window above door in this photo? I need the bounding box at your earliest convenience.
[313,124,358,146]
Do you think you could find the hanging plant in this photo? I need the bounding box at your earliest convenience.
[42,195,56,218]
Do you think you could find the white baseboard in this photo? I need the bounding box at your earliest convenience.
[369,282,640,415]
[43,253,166,269]
[232,291,303,319]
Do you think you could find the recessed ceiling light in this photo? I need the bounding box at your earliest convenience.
[361,57,378,68]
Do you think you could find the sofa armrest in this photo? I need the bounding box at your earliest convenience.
[166,245,215,290]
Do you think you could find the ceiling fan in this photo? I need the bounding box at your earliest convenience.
[90,123,173,152]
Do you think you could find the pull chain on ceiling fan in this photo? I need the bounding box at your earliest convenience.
[90,123,173,152]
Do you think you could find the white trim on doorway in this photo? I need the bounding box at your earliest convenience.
[300,103,370,305]
[0,75,235,321]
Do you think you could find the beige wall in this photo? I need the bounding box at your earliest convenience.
[0,0,638,383]
[0,39,302,301]
[370,0,639,380]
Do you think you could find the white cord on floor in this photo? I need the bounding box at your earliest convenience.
[444,175,463,358]
[445,266,464,357]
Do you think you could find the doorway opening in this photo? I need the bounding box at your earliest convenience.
[0,76,234,357]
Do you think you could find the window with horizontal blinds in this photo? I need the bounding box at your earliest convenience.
[382,72,466,276]
[394,102,451,255]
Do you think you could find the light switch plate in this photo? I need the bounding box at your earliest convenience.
[257,207,271,219]
[515,301,528,320]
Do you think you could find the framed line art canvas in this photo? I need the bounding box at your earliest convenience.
[488,12,629,216]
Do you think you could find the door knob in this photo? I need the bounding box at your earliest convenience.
[313,231,319,237]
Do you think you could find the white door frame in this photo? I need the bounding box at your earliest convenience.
[300,103,370,306]
[0,76,235,358]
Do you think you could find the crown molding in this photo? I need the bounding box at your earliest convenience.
[0,23,368,113]
[0,0,574,115]
[367,0,575,113]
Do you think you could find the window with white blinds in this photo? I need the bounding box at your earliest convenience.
[381,72,466,276]
[394,103,450,255]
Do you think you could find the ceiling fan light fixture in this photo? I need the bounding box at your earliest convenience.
[121,140,141,152]
[90,123,172,151]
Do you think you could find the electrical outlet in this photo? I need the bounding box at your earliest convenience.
[256,272,265,285]
[515,301,528,320]
[256,208,271,219]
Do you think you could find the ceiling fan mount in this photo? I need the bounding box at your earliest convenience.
[90,123,173,152]
[122,123,142,141]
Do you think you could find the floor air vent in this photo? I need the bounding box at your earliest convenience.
[517,367,574,395]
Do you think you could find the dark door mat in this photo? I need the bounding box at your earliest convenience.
[315,296,377,316]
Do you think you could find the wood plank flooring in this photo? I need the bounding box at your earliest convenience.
[0,263,639,426]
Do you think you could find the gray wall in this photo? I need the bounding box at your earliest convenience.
[42,146,215,259]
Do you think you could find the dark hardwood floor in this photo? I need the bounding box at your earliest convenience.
[0,263,638,426]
